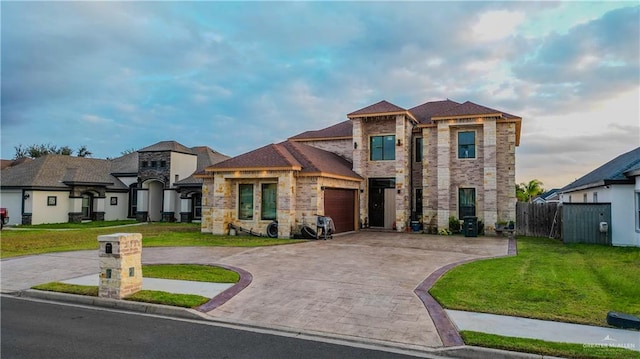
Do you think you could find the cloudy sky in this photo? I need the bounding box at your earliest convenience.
[2,1,638,189]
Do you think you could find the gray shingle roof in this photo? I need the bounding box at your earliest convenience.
[561,146,640,192]
[138,141,194,155]
[110,152,139,174]
[1,155,127,189]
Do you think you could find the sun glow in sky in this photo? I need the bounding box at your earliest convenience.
[2,2,638,189]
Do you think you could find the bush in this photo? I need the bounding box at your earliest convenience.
[449,216,461,234]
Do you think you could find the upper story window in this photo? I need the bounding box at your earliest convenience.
[160,161,166,168]
[593,192,598,203]
[458,131,476,159]
[151,160,157,167]
[583,193,588,203]
[370,135,395,161]
[238,184,254,220]
[415,137,423,162]
[141,161,148,168]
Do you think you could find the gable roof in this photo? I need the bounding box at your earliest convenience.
[289,120,352,141]
[0,154,127,190]
[561,146,640,192]
[347,100,419,123]
[205,141,362,181]
[138,140,195,155]
[347,100,407,117]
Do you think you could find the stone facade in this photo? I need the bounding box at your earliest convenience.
[418,118,517,229]
[138,152,171,185]
[97,233,143,299]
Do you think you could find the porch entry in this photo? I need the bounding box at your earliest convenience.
[368,178,396,228]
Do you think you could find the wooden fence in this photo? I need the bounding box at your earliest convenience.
[515,202,562,238]
[562,203,611,245]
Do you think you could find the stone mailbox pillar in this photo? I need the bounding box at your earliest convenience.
[97,233,143,299]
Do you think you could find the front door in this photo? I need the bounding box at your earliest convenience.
[369,188,385,227]
[368,178,395,228]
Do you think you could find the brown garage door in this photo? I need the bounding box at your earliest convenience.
[324,188,356,233]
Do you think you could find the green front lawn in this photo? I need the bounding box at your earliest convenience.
[430,236,640,327]
[17,220,138,229]
[1,223,303,258]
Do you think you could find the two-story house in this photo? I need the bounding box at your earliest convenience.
[200,99,521,237]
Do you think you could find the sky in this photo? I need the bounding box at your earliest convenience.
[2,1,639,190]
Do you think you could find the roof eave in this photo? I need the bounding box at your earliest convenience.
[298,172,364,181]
[348,110,417,123]
[204,166,302,173]
[289,136,353,142]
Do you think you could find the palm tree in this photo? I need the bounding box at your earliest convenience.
[516,179,544,202]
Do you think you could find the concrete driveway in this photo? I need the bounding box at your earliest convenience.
[1,232,508,351]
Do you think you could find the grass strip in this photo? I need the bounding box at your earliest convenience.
[461,331,640,359]
[32,282,98,296]
[142,264,239,283]
[125,290,210,308]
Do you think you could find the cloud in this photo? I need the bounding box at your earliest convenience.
[471,10,526,42]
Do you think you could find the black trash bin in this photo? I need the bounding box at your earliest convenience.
[463,216,478,237]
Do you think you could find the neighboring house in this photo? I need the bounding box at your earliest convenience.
[200,99,521,237]
[532,188,561,204]
[0,141,228,226]
[560,146,640,247]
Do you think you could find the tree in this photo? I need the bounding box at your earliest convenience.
[120,148,137,156]
[12,144,92,159]
[76,145,92,158]
[516,179,545,202]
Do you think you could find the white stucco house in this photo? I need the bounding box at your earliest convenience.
[560,146,640,247]
[0,141,228,226]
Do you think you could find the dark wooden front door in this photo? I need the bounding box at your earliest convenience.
[369,187,385,227]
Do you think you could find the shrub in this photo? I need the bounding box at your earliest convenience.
[449,215,461,233]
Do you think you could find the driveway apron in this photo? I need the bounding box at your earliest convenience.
[205,232,508,349]
[1,233,508,350]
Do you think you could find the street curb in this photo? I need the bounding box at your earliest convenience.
[15,289,209,321]
[438,345,564,359]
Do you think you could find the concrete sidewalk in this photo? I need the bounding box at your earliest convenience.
[62,274,234,298]
[447,309,640,352]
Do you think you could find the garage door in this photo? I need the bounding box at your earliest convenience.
[324,188,356,233]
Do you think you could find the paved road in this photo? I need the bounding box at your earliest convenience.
[2,296,433,359]
[1,232,509,351]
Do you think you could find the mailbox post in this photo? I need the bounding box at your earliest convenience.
[97,233,143,299]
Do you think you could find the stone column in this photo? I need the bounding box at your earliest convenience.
[483,119,498,226]
[211,173,232,235]
[351,119,368,225]
[276,172,295,238]
[98,233,142,299]
[395,115,410,232]
[437,121,451,229]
